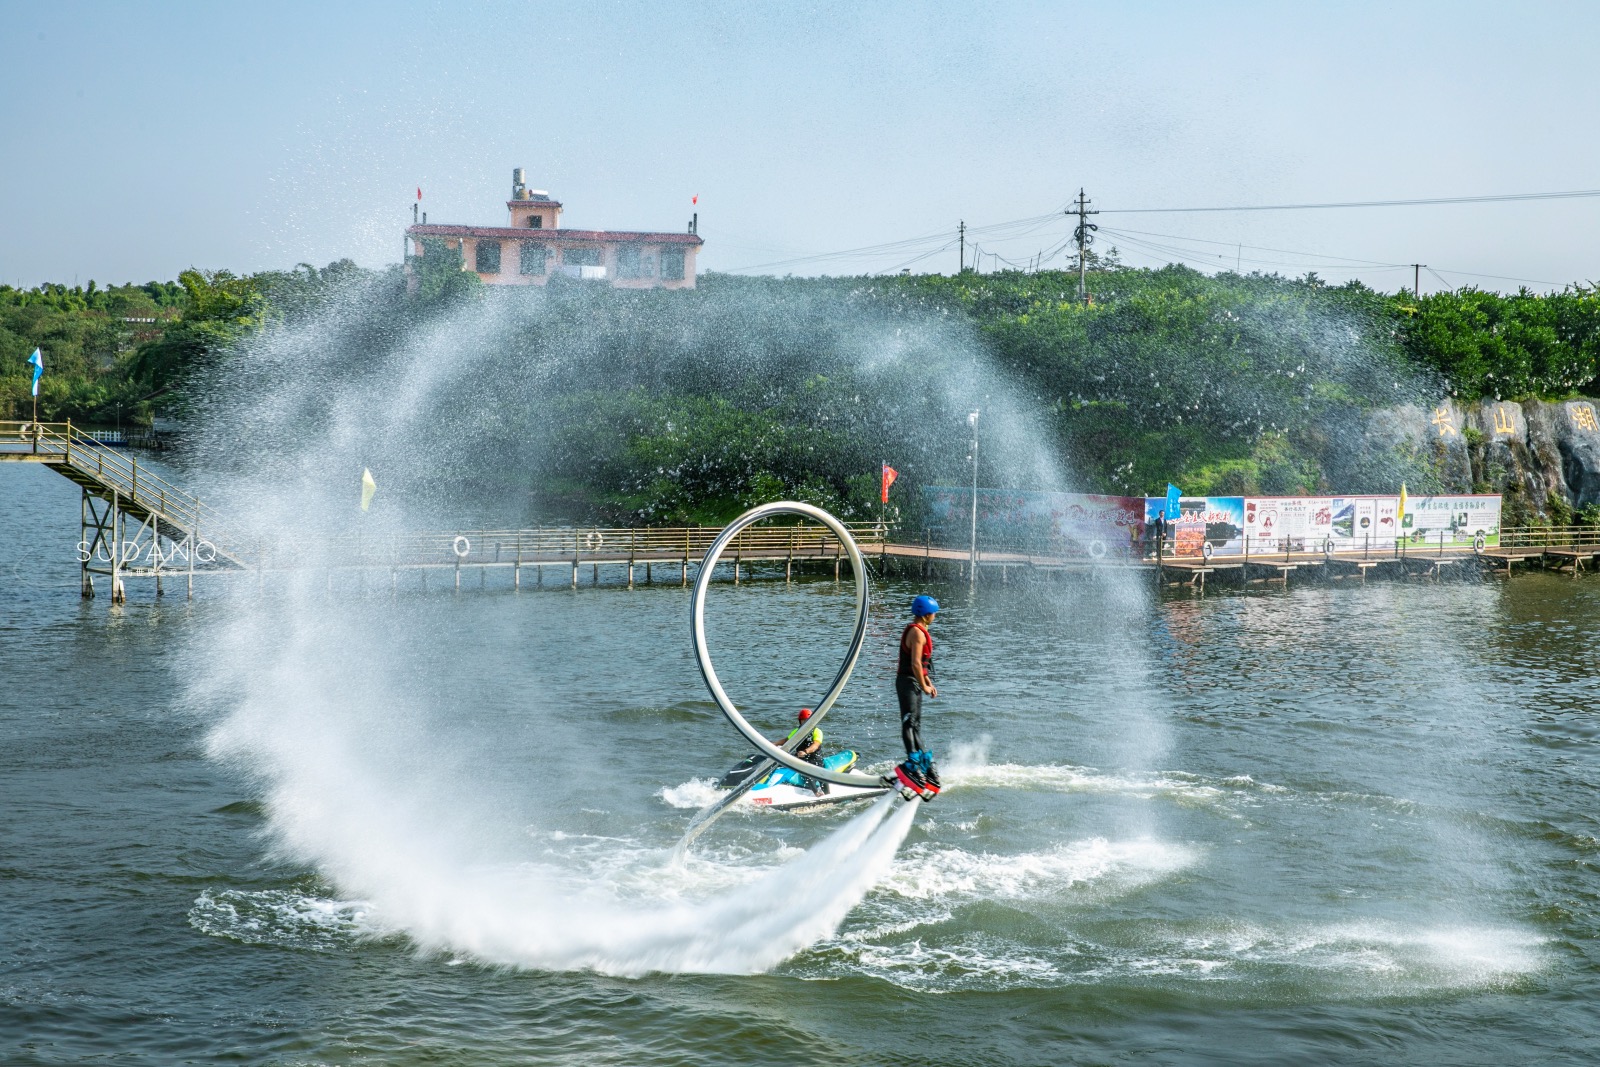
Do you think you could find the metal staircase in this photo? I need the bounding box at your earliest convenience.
[1,420,245,600]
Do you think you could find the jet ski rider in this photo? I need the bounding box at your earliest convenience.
[785,708,828,795]
[895,595,941,793]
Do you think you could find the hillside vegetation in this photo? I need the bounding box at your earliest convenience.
[5,259,1597,522]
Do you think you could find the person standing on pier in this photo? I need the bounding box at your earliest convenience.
[894,595,941,795]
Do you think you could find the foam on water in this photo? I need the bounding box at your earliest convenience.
[881,836,1197,902]
[800,912,1546,995]
[187,888,375,952]
[941,735,1277,814]
[657,777,721,809]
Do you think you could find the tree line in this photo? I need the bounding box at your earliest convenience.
[5,257,1597,522]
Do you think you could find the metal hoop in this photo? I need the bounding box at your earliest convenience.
[452,535,471,558]
[690,501,884,788]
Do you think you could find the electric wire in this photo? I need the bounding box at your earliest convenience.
[722,187,1594,283]
[1103,188,1600,214]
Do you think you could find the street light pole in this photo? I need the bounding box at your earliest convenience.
[967,409,980,586]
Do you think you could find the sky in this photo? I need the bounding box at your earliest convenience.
[3,0,1598,293]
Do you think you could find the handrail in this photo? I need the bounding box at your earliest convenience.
[1,420,243,561]
[314,521,886,563]
[15,416,1592,571]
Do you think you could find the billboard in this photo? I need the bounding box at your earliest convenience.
[922,487,1144,557]
[1401,494,1502,547]
[1243,496,1335,552]
[923,487,1502,558]
[1143,496,1246,556]
[1328,496,1402,549]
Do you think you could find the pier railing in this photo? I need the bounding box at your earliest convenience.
[270,521,887,569]
[1,420,243,565]
[1498,525,1600,549]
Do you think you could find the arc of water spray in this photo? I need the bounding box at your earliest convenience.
[679,502,893,848]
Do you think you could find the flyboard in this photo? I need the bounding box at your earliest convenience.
[678,501,934,849]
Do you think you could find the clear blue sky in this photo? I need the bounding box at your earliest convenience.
[3,0,1598,292]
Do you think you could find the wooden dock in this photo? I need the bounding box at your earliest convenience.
[8,419,1600,600]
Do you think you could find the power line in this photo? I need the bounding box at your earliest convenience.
[722,186,1597,281]
[1101,225,1571,289]
[1103,188,1600,215]
[1100,225,1409,268]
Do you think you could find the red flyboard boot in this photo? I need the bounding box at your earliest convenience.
[892,758,938,801]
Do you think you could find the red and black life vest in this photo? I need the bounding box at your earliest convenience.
[897,622,933,679]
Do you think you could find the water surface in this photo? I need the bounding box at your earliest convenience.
[3,463,1597,1064]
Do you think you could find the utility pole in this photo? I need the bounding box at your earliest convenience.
[959,220,966,273]
[1412,263,1423,299]
[1072,189,1099,305]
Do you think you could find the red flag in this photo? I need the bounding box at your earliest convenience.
[416,187,423,201]
[692,193,699,205]
[881,464,899,503]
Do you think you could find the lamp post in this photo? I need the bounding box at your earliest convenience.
[967,409,980,586]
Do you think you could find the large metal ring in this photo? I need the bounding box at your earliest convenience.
[690,501,885,788]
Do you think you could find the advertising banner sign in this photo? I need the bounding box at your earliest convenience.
[1400,494,1502,547]
[923,487,1144,556]
[1142,496,1246,556]
[1326,496,1405,550]
[1243,497,1335,552]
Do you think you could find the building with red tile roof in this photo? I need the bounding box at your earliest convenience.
[405,168,703,290]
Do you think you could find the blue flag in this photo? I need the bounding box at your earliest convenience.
[1164,483,1182,521]
[27,348,43,397]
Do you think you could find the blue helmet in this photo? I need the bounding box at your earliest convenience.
[911,595,940,618]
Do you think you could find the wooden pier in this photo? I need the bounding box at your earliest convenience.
[2,420,245,601]
[8,420,1600,600]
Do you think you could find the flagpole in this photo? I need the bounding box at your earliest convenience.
[29,349,41,453]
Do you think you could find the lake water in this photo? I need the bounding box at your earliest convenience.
[3,460,1598,1065]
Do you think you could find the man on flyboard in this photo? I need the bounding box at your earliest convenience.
[888,595,941,800]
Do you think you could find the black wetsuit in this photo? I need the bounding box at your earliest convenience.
[896,622,932,754]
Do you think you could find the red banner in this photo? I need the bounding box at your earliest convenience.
[881,464,899,503]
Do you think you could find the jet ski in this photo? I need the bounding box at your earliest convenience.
[717,750,890,810]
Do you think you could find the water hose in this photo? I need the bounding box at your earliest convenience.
[689,501,890,790]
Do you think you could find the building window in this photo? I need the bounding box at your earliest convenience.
[528,216,542,229]
[616,244,645,279]
[519,242,547,275]
[563,246,602,267]
[661,248,685,280]
[475,240,502,273]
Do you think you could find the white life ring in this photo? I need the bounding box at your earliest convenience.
[1473,532,1487,553]
[585,531,605,550]
[1201,540,1214,560]
[452,535,471,558]
[1087,539,1108,559]
[1324,537,1336,558]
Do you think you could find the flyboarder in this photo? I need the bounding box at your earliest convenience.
[891,595,941,799]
